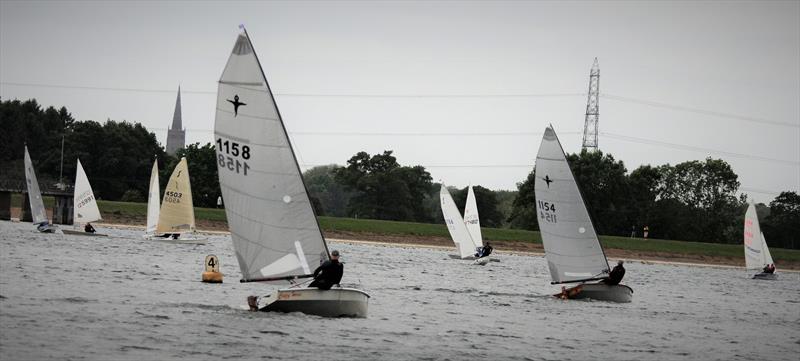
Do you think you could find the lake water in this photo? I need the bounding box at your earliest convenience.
[1,221,798,360]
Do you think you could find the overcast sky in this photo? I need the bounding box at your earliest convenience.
[1,0,798,203]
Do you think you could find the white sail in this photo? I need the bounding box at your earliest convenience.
[464,185,483,248]
[73,159,102,224]
[534,126,610,283]
[156,157,196,233]
[761,232,774,266]
[214,30,328,282]
[145,159,160,234]
[440,184,476,258]
[743,203,765,269]
[23,146,49,224]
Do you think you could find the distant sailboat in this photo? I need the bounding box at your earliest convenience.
[144,159,160,237]
[62,159,106,236]
[534,126,633,302]
[441,184,480,259]
[743,203,777,280]
[150,157,206,244]
[214,27,368,317]
[23,146,55,233]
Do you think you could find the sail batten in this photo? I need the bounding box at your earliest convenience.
[534,127,610,283]
[23,146,49,225]
[73,159,102,224]
[215,30,329,282]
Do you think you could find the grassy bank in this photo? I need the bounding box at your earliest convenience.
[91,200,799,263]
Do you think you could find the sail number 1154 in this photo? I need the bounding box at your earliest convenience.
[538,200,557,223]
[216,137,251,176]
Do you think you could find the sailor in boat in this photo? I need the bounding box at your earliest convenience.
[474,241,493,258]
[84,222,96,233]
[602,260,626,285]
[308,250,344,290]
[762,263,776,274]
[36,221,52,233]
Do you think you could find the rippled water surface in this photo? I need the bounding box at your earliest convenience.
[1,221,799,360]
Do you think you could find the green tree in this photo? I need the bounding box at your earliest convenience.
[165,143,220,208]
[303,165,353,217]
[507,169,539,230]
[763,192,800,249]
[451,185,504,228]
[566,149,631,236]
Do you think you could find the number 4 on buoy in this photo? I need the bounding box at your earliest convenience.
[202,254,223,283]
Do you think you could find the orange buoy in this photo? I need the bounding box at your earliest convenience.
[202,255,223,283]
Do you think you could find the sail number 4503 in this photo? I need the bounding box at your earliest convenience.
[538,200,557,223]
[216,137,251,175]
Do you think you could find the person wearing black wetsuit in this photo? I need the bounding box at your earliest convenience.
[84,223,96,233]
[308,250,344,290]
[603,260,626,285]
[475,241,493,258]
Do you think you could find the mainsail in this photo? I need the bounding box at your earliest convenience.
[440,184,477,258]
[156,157,196,233]
[464,185,483,248]
[534,126,610,284]
[743,203,770,269]
[145,159,160,234]
[73,159,102,224]
[214,29,328,282]
[23,146,49,224]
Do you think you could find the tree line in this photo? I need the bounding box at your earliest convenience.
[2,98,797,249]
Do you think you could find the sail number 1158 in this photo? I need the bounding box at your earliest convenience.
[216,137,251,176]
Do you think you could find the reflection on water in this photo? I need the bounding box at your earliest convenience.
[1,221,798,360]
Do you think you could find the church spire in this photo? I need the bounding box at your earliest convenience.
[166,86,186,156]
[171,86,182,130]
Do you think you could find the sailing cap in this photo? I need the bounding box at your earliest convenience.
[331,250,340,257]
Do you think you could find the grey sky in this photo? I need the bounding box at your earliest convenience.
[1,0,798,203]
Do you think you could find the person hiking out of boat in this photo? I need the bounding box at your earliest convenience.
[763,264,776,274]
[36,221,51,232]
[602,260,626,285]
[84,222,96,233]
[308,250,343,290]
[475,241,493,258]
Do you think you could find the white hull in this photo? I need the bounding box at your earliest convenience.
[255,287,369,318]
[62,229,107,237]
[473,256,490,265]
[144,233,207,244]
[556,283,633,303]
[753,272,778,280]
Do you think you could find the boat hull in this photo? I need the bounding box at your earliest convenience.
[556,283,634,303]
[62,229,107,237]
[143,234,207,244]
[753,272,778,280]
[256,287,369,318]
[473,256,490,265]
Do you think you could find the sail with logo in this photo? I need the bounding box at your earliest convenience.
[62,159,106,236]
[152,157,206,243]
[464,185,483,248]
[534,126,632,302]
[440,184,478,259]
[214,26,368,317]
[23,146,55,233]
[743,203,777,280]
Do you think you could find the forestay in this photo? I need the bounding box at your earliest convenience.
[743,203,771,269]
[214,30,328,282]
[73,159,101,224]
[156,157,196,233]
[145,160,160,234]
[464,185,483,248]
[440,184,477,258]
[23,146,49,224]
[534,126,610,283]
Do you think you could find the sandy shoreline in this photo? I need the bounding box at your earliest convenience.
[92,218,799,272]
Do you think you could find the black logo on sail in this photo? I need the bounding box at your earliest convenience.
[543,175,553,188]
[227,95,246,116]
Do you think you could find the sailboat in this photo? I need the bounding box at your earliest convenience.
[142,159,161,238]
[23,146,56,233]
[743,203,778,280]
[534,126,633,302]
[439,183,489,265]
[149,157,206,244]
[62,159,107,236]
[214,26,369,317]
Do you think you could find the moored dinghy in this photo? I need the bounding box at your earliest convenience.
[62,159,107,237]
[23,146,56,233]
[743,203,778,280]
[534,126,633,303]
[214,26,368,317]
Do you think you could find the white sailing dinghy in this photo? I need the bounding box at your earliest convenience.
[23,146,56,233]
[151,157,206,244]
[214,27,369,317]
[743,203,778,280]
[142,159,161,239]
[440,184,486,265]
[534,126,633,302]
[465,185,494,264]
[62,159,107,236]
